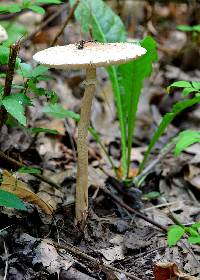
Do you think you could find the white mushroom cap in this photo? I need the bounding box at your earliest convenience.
[0,25,8,43]
[33,42,146,70]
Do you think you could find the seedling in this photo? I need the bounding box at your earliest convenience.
[33,42,146,228]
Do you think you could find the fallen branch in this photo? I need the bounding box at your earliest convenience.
[52,240,142,280]
[101,185,167,232]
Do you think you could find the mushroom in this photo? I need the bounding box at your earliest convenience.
[33,42,146,228]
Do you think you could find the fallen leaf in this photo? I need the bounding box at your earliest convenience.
[1,170,53,215]
[154,262,199,280]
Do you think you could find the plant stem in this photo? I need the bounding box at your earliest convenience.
[76,67,96,228]
[0,43,20,131]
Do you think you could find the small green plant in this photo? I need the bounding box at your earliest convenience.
[177,24,200,44]
[138,80,200,174]
[0,0,62,15]
[167,222,200,246]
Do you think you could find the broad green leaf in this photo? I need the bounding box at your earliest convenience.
[170,81,191,88]
[139,95,200,173]
[31,127,59,134]
[43,103,80,121]
[118,36,157,176]
[70,0,126,42]
[0,189,26,210]
[2,94,27,126]
[192,81,200,90]
[8,4,22,13]
[18,63,32,78]
[182,87,197,96]
[188,236,200,244]
[18,167,42,174]
[192,222,200,229]
[0,5,9,13]
[23,0,31,7]
[193,25,200,32]
[35,0,62,3]
[177,25,193,32]
[29,5,45,14]
[0,46,10,65]
[32,65,49,78]
[167,225,185,246]
[175,130,200,156]
[185,227,199,237]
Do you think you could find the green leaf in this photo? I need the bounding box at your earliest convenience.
[8,4,22,13]
[177,25,193,32]
[170,81,191,88]
[185,227,199,237]
[29,5,46,14]
[192,222,200,229]
[175,130,200,156]
[167,225,185,246]
[182,87,196,96]
[18,167,42,174]
[0,46,10,65]
[2,94,27,126]
[0,189,26,210]
[70,0,126,43]
[30,127,59,134]
[139,95,200,172]
[118,36,157,176]
[18,63,33,78]
[0,5,10,13]
[188,236,200,244]
[43,103,80,121]
[23,0,31,8]
[193,25,200,32]
[191,81,200,90]
[143,191,160,200]
[32,65,49,78]
[1,22,27,46]
[35,0,62,3]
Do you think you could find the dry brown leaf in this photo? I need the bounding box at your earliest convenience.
[1,170,53,215]
[154,262,199,280]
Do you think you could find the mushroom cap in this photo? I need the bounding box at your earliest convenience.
[33,42,146,70]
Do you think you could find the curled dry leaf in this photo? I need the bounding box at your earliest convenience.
[154,262,199,280]
[0,170,54,215]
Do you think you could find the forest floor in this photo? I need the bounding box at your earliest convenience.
[0,1,200,280]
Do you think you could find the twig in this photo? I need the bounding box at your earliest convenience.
[101,186,167,232]
[51,0,80,46]
[52,240,142,280]
[0,150,61,189]
[0,43,20,131]
[22,4,68,44]
[3,242,8,280]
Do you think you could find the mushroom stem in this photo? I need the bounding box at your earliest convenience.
[76,67,96,228]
